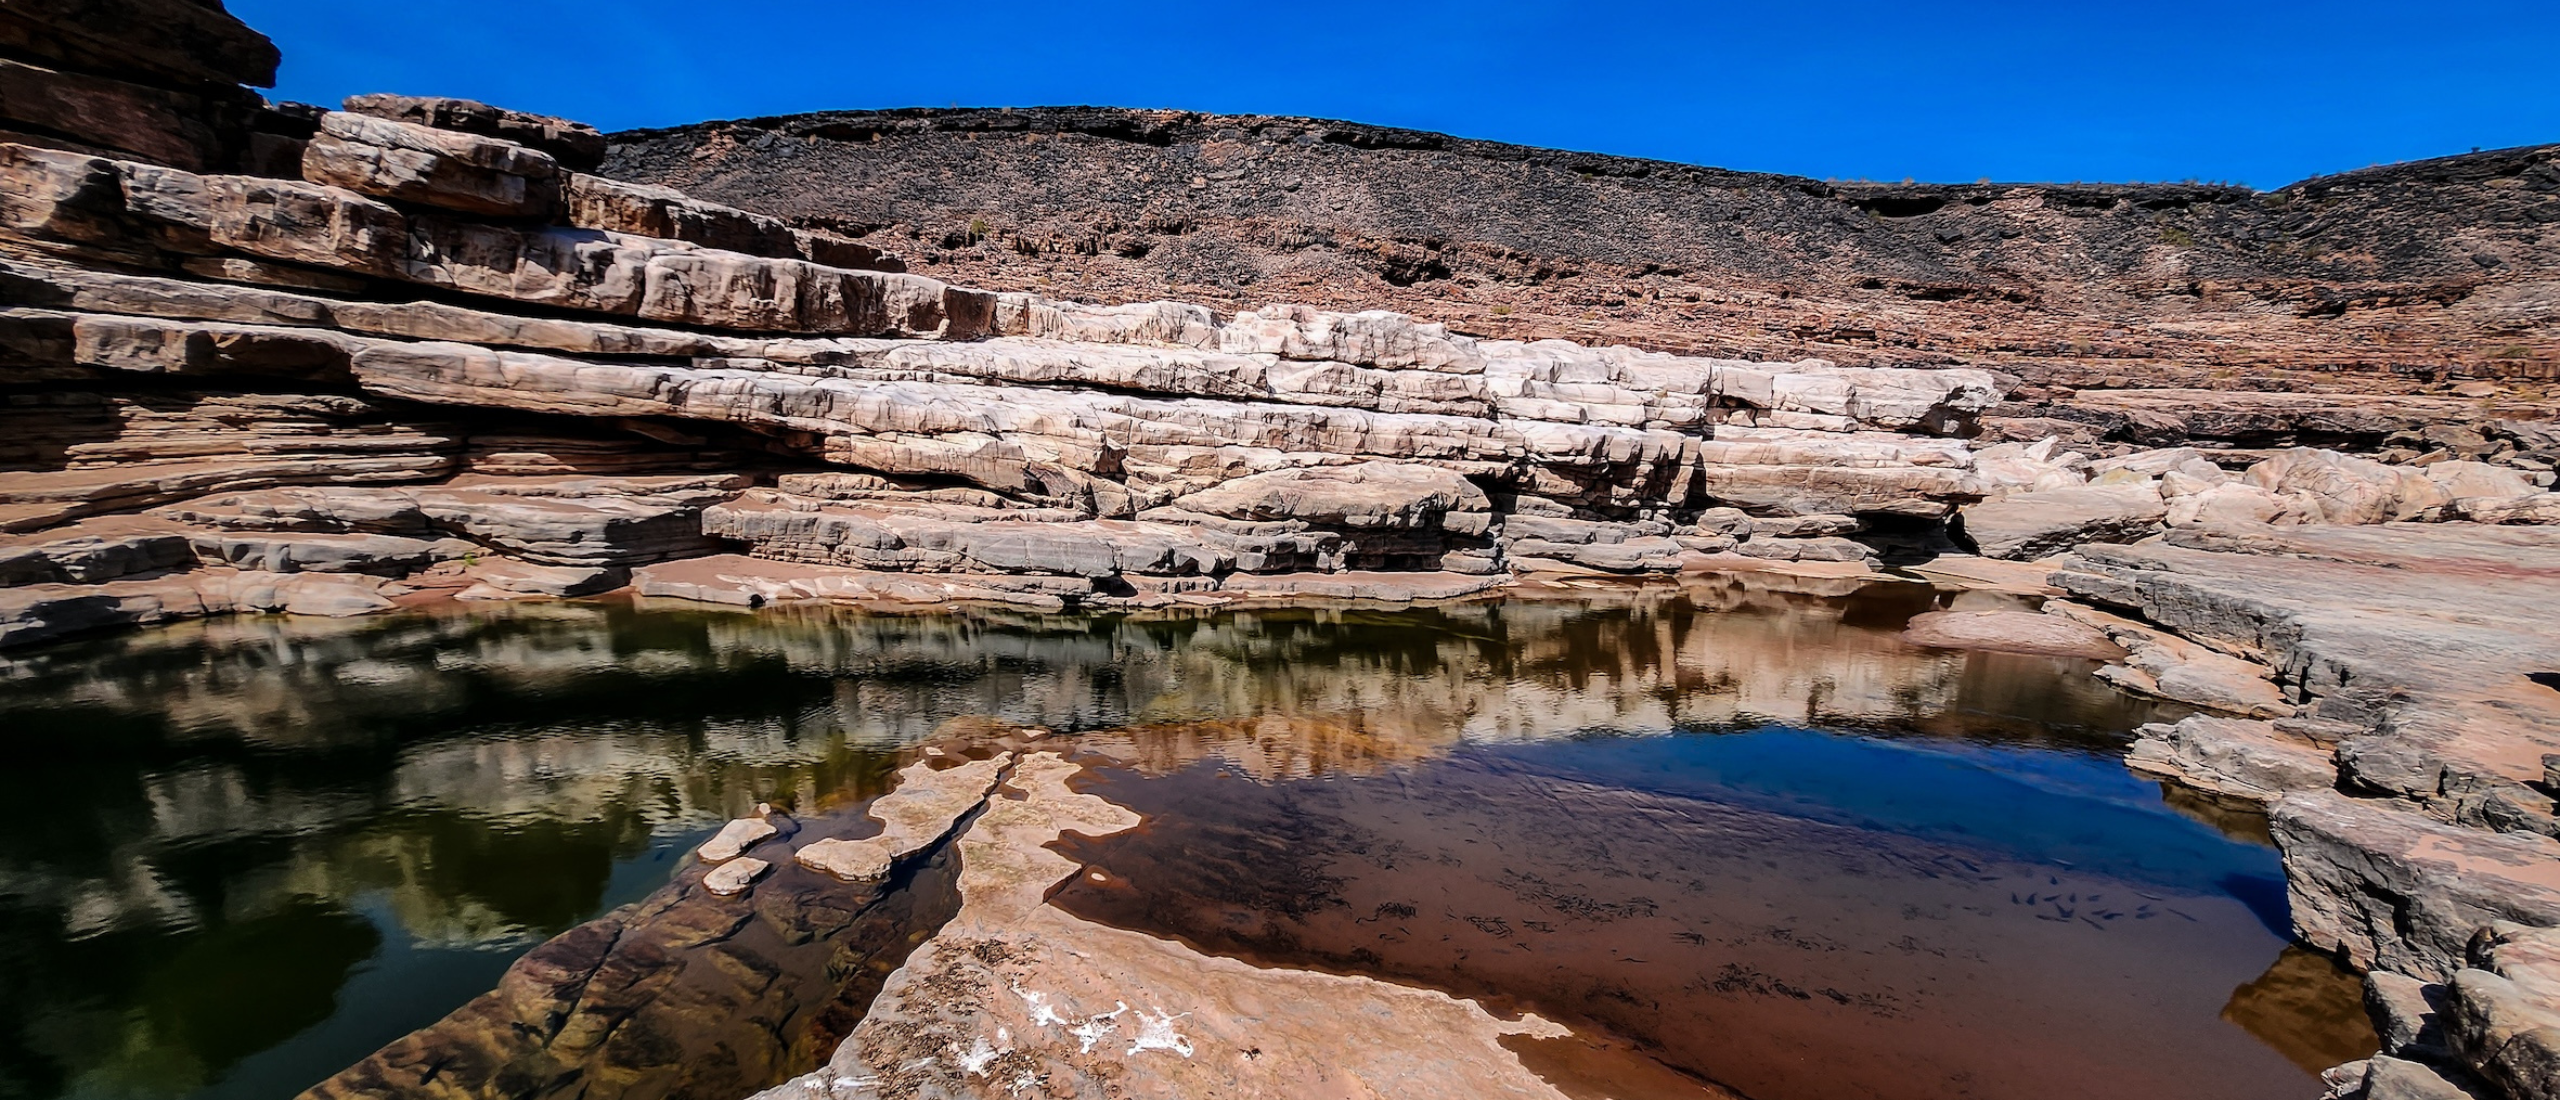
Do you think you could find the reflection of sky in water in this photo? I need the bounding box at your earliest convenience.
[1476,727,2290,930]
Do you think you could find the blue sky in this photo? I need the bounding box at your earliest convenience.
[231,0,2560,189]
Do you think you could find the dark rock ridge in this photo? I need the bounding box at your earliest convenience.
[604,107,2560,399]
[1,3,2558,1100]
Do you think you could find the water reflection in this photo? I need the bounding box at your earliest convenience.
[0,574,2354,1100]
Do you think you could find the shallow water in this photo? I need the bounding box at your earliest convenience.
[0,574,2373,1099]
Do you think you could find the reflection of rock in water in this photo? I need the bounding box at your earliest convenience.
[300,810,964,1100]
[0,578,2178,1097]
[2221,944,2383,1075]
[2156,781,2278,848]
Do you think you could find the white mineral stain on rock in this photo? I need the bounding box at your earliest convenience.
[1126,1007,1194,1058]
[1012,984,1068,1028]
[1071,1003,1128,1054]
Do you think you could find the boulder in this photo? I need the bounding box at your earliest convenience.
[2434,493,2560,525]
[2245,448,2448,525]
[1956,484,2167,560]
[2125,716,2336,803]
[697,813,778,863]
[699,856,768,897]
[2441,923,2560,1100]
[1901,609,2123,659]
[2166,481,2294,527]
[1168,462,1487,529]
[2366,971,2450,1062]
[2424,461,2537,503]
[301,112,558,218]
[341,93,606,170]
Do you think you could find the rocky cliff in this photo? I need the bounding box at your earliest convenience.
[2,3,2557,1100]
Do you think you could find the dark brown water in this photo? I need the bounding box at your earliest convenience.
[0,573,2373,1100]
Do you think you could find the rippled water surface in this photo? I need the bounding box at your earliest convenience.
[0,575,2374,1100]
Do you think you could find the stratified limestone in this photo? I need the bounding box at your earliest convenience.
[0,567,392,647]
[1167,461,1489,529]
[633,554,1094,612]
[301,112,559,218]
[2127,715,2337,804]
[1956,484,2167,560]
[797,756,1008,882]
[2272,791,2560,982]
[2052,524,2560,832]
[0,0,281,89]
[0,515,194,584]
[2043,599,2294,718]
[2441,923,2560,1100]
[158,475,740,566]
[342,94,607,171]
[754,752,1584,1100]
[1213,569,1510,603]
[451,557,623,598]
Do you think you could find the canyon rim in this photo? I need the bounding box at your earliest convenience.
[1,2,2557,1100]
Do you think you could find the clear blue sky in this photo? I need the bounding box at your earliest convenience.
[231,0,2559,189]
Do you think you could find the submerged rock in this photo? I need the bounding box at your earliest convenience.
[757,753,1586,1100]
[797,756,1006,882]
[703,856,770,897]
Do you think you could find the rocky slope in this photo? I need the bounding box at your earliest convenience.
[1,2,2557,1100]
[605,108,2560,394]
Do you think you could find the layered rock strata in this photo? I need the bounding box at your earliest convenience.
[4,4,2560,1100]
[2046,522,2560,1099]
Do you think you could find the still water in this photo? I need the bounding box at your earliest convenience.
[0,573,2374,1100]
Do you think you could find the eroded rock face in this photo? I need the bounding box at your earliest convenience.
[2273,792,2560,983]
[6,7,2560,1090]
[1957,484,2167,560]
[2053,524,2560,830]
[2126,715,2336,804]
[2441,924,2560,1100]
[342,93,607,171]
